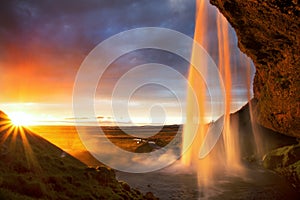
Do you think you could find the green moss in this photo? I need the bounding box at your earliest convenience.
[263,143,300,190]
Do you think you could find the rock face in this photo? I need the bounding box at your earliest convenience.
[210,0,300,137]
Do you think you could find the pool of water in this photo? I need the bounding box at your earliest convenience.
[117,161,298,200]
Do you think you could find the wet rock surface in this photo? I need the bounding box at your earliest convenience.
[263,143,300,190]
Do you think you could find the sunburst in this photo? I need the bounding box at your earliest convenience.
[9,111,34,127]
[0,111,41,172]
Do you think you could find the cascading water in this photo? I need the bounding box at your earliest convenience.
[182,0,214,188]
[216,10,242,171]
[182,0,254,191]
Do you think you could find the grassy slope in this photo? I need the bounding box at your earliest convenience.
[0,111,152,200]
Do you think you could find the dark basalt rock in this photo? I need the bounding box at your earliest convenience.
[210,0,300,137]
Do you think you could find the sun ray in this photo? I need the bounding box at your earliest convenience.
[0,112,41,173]
[8,125,20,153]
[19,127,41,173]
[0,124,15,146]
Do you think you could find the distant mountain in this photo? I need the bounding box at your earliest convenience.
[0,110,155,200]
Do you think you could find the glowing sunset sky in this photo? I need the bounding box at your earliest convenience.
[0,0,254,125]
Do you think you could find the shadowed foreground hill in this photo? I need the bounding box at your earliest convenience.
[0,111,155,200]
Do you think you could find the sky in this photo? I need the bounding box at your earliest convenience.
[0,0,254,126]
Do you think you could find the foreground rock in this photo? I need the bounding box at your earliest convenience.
[263,143,300,190]
[228,101,300,192]
[0,111,154,200]
[210,0,300,137]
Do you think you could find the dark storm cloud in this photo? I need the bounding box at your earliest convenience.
[0,0,195,52]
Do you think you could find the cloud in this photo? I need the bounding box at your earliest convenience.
[0,0,254,125]
[0,0,196,103]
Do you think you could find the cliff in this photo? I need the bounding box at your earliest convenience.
[210,0,300,137]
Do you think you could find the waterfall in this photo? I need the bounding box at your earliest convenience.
[182,0,253,190]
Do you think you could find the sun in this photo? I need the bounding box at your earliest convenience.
[9,111,34,126]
